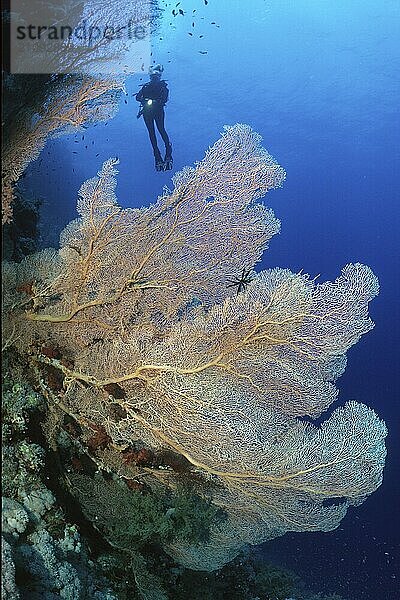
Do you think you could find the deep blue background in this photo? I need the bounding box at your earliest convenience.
[26,1,400,598]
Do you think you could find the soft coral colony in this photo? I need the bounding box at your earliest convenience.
[3,124,387,571]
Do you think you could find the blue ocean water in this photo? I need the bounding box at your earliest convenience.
[25,1,400,598]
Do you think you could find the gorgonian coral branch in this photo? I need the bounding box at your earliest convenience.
[2,124,387,571]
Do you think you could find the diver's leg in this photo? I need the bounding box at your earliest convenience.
[155,109,172,169]
[143,113,162,164]
[155,110,171,152]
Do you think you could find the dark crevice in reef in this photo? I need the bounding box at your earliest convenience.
[2,186,42,262]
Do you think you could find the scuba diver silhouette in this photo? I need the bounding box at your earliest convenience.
[136,64,173,172]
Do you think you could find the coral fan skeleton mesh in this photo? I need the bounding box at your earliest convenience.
[3,124,387,571]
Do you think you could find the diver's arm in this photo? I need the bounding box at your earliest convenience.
[135,86,146,102]
[159,83,169,105]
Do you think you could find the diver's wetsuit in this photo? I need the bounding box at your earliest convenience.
[136,80,171,166]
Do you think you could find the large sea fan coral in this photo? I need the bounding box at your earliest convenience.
[2,124,387,571]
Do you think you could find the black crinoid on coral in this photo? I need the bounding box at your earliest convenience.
[3,124,387,572]
[226,268,255,295]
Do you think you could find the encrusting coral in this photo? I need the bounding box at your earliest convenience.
[2,124,387,571]
[1,369,119,600]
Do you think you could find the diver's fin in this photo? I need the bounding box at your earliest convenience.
[154,155,164,172]
[163,158,173,171]
[163,144,173,170]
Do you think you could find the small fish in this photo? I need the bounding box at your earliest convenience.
[199,51,208,54]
